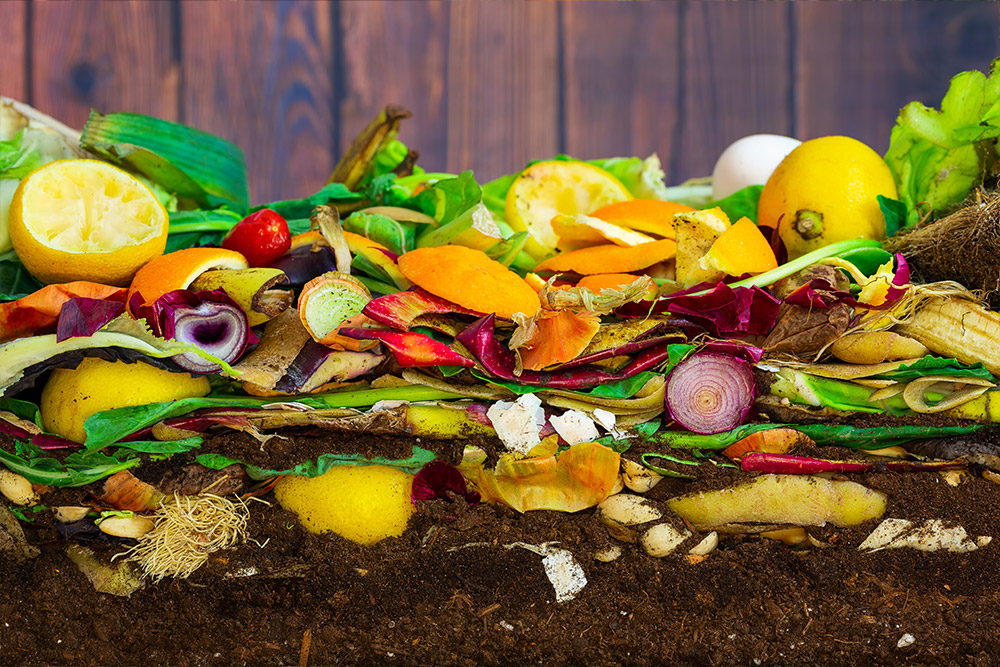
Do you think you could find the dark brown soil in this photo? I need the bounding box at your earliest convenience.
[3,430,1000,667]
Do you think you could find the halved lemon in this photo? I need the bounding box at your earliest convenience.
[504,161,632,259]
[8,159,169,286]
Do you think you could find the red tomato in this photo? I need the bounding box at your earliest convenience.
[221,209,291,267]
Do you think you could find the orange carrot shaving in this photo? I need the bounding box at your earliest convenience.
[534,239,677,276]
[721,428,814,461]
[515,309,601,371]
[524,272,573,295]
[589,199,695,239]
[701,216,778,276]
[576,274,658,302]
[397,245,541,318]
[0,281,126,343]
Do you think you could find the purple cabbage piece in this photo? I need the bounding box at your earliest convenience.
[658,282,781,337]
[0,421,81,450]
[56,298,126,342]
[456,314,678,390]
[411,461,480,506]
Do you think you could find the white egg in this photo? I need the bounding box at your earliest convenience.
[711,134,802,201]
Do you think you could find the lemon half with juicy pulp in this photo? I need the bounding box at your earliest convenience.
[505,160,632,259]
[9,159,168,286]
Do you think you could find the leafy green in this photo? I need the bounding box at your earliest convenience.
[412,171,482,224]
[640,422,987,451]
[884,59,1000,227]
[195,446,436,480]
[482,172,518,220]
[877,195,907,238]
[165,208,243,253]
[257,182,364,220]
[707,185,763,224]
[0,397,40,423]
[0,439,141,487]
[0,130,45,179]
[587,155,670,200]
[82,396,309,450]
[872,356,995,383]
[81,111,250,214]
[342,211,417,254]
[0,251,42,302]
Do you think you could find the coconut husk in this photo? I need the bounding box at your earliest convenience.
[885,191,1000,306]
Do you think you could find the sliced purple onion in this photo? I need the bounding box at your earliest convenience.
[411,461,480,506]
[665,352,756,435]
[145,290,255,374]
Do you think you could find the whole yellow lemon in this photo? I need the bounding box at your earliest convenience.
[40,357,211,444]
[757,136,897,260]
[274,465,415,546]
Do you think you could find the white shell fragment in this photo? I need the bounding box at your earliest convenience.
[640,523,692,558]
[897,633,916,649]
[541,548,588,603]
[859,518,991,553]
[593,408,626,440]
[549,410,599,445]
[487,394,545,455]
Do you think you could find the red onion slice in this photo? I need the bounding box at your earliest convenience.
[665,352,756,434]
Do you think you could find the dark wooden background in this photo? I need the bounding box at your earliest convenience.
[3,1,999,205]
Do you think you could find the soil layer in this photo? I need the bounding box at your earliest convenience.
[2,430,1000,667]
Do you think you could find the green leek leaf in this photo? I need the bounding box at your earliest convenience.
[81,111,249,213]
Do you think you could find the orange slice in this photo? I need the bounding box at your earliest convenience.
[127,247,249,309]
[589,199,695,239]
[700,217,778,276]
[397,245,540,318]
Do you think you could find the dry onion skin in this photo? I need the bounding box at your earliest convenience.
[116,493,250,582]
[665,352,756,434]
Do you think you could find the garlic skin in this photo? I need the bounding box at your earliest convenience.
[711,134,801,201]
[0,468,40,507]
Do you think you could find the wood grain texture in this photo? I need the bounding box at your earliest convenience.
[678,2,793,181]
[796,2,1000,152]
[339,1,449,173]
[30,0,178,130]
[445,1,559,181]
[562,3,683,172]
[182,1,334,205]
[0,0,28,101]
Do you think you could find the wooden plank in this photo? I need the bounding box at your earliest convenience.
[0,0,27,101]
[796,2,1000,151]
[562,4,683,173]
[339,1,449,173]
[677,2,793,181]
[31,0,178,131]
[446,2,559,180]
[182,1,334,205]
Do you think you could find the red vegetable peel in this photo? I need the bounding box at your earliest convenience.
[665,352,755,434]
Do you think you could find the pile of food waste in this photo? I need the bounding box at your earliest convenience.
[2,61,1000,667]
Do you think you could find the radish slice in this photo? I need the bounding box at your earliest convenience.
[665,352,755,434]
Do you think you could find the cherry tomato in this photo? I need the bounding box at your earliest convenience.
[221,209,291,267]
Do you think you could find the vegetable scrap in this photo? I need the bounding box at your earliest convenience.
[2,59,1000,592]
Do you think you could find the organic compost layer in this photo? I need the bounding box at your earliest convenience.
[3,431,1000,667]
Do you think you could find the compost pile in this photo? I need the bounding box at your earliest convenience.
[2,63,1000,667]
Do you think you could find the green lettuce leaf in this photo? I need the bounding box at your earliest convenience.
[872,356,995,383]
[708,185,763,223]
[0,439,141,487]
[0,251,43,302]
[0,130,45,179]
[884,60,1000,227]
[195,445,436,480]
